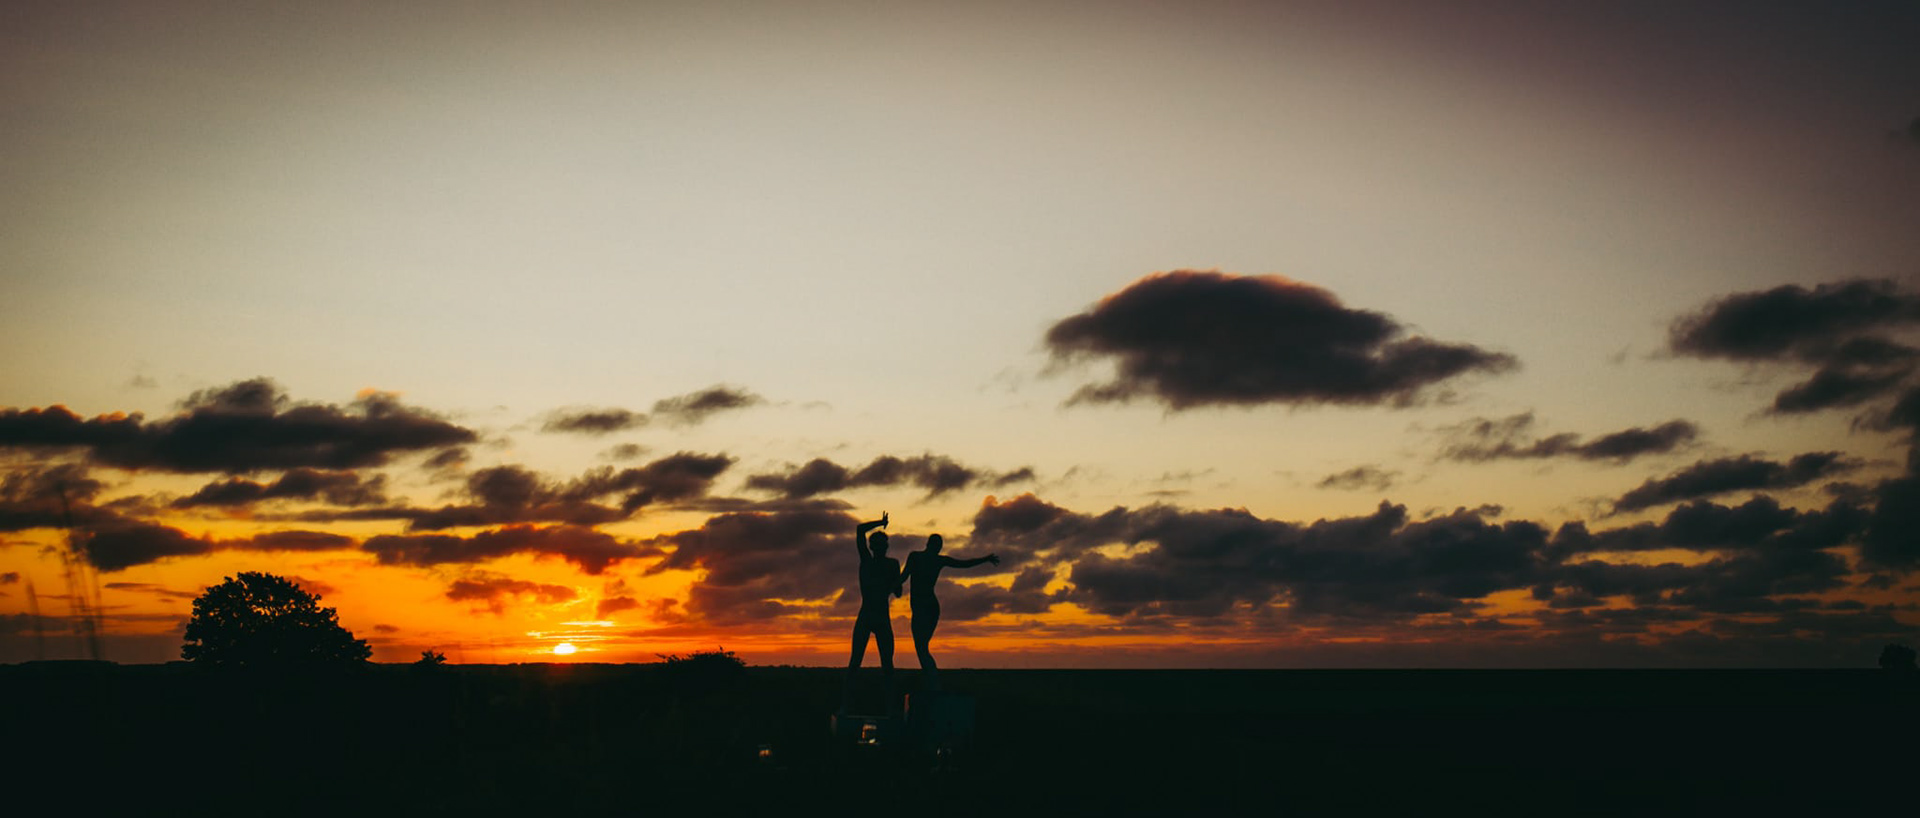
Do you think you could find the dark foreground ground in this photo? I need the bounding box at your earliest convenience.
[5,662,1915,815]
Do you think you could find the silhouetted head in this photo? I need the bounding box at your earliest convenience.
[870,531,889,555]
[926,534,943,554]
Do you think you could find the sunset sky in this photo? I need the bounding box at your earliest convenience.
[4,0,1919,667]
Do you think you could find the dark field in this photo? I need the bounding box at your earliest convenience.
[6,662,1914,815]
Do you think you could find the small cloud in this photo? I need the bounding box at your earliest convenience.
[744,454,1035,500]
[542,407,647,436]
[651,385,766,426]
[446,572,578,615]
[601,443,649,461]
[1317,465,1398,492]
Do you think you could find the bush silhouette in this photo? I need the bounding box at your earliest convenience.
[658,647,746,692]
[181,571,370,667]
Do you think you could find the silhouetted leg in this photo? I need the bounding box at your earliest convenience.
[913,602,942,690]
[876,615,897,713]
[843,616,872,710]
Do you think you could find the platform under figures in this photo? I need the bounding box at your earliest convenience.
[830,711,903,748]
[905,690,975,754]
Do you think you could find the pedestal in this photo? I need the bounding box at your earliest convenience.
[905,691,975,751]
[830,712,902,747]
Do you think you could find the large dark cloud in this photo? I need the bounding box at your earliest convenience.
[1043,271,1516,410]
[0,378,476,473]
[1611,452,1858,513]
[969,497,1551,620]
[172,468,389,509]
[744,454,1034,500]
[1552,496,1866,559]
[362,524,653,575]
[403,465,628,530]
[956,489,1879,628]
[0,463,104,532]
[560,452,734,512]
[1669,280,1920,415]
[286,454,733,529]
[1860,476,1920,570]
[1438,413,1698,464]
[642,509,856,622]
[1670,280,1920,360]
[80,522,354,572]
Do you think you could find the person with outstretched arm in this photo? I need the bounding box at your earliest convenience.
[843,512,901,712]
[900,533,998,691]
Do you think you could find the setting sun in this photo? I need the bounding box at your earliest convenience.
[552,643,578,656]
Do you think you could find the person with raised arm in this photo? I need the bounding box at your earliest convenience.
[843,511,901,712]
[900,533,998,690]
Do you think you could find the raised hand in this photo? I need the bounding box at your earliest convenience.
[880,511,889,528]
[987,554,1000,566]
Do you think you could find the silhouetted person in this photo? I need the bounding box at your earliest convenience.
[901,534,998,690]
[844,512,901,712]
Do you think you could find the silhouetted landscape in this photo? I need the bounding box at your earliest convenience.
[7,661,1913,814]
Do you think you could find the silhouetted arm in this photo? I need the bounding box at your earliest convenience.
[939,553,1000,569]
[855,512,887,560]
[897,555,914,594]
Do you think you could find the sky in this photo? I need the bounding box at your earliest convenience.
[4,0,1919,667]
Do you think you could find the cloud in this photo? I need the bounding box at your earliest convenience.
[1043,271,1516,410]
[541,407,646,435]
[363,524,656,575]
[0,378,477,473]
[560,452,734,512]
[978,500,1549,620]
[744,454,1035,500]
[400,465,629,530]
[1611,452,1859,513]
[446,574,578,615]
[537,385,762,435]
[1861,476,1920,570]
[960,491,1874,626]
[1669,280,1920,360]
[172,468,389,509]
[651,385,765,426]
[601,443,648,461]
[596,596,642,618]
[1551,495,1865,562]
[642,508,855,622]
[1669,280,1920,414]
[0,463,104,532]
[292,455,734,529]
[1317,465,1397,492]
[1769,349,1916,414]
[1438,413,1697,463]
[81,521,355,572]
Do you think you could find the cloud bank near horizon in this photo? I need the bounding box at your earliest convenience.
[2,277,1917,665]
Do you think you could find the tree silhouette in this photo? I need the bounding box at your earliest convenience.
[181,571,370,667]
